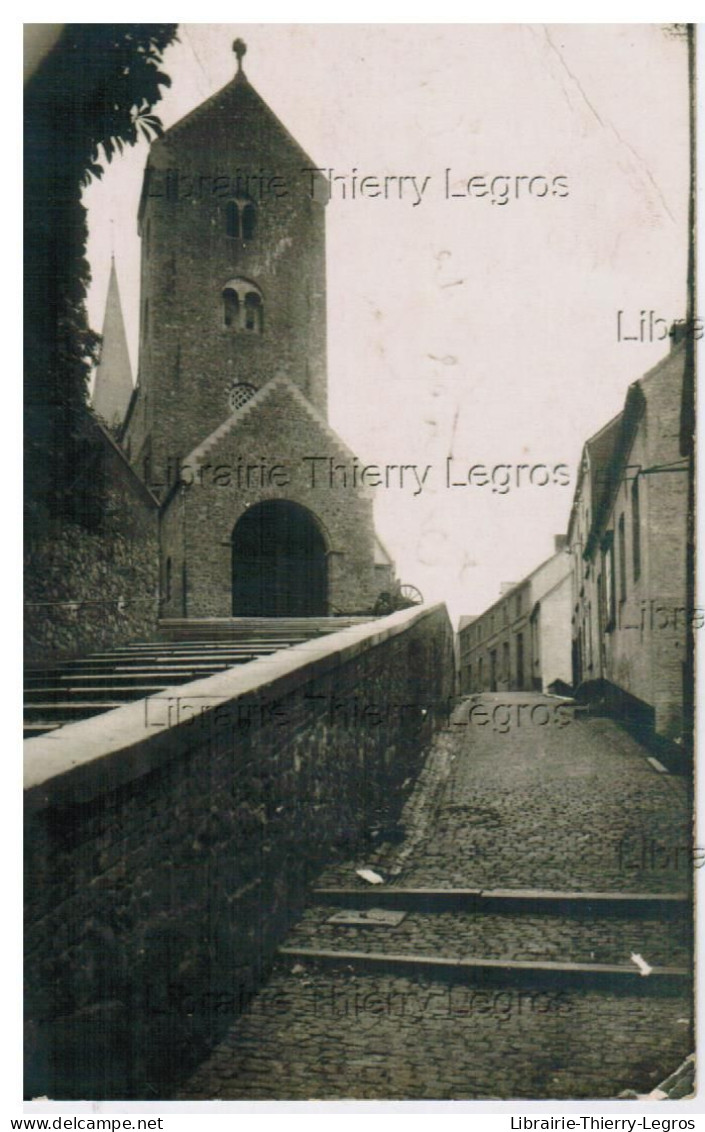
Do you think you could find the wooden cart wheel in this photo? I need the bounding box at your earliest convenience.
[398,584,423,607]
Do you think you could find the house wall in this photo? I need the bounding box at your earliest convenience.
[569,346,688,739]
[533,572,573,691]
[603,352,688,737]
[459,552,571,695]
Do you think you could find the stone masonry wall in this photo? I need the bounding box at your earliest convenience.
[24,603,455,1099]
[161,380,381,617]
[602,346,688,738]
[127,79,329,484]
[24,422,160,662]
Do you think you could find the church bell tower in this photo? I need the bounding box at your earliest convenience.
[123,38,392,619]
[125,39,328,487]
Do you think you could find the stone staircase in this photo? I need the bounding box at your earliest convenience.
[24,616,374,737]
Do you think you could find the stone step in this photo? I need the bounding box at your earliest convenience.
[24,685,171,703]
[57,661,233,679]
[26,656,264,670]
[278,945,690,993]
[23,622,368,734]
[89,649,298,662]
[23,722,61,736]
[24,702,125,721]
[312,887,691,919]
[59,647,291,656]
[25,672,231,694]
[158,616,373,642]
[87,640,303,650]
[116,638,307,645]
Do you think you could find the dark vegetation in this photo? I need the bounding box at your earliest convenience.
[25,24,178,529]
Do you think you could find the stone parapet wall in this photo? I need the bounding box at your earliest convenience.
[24,602,454,1098]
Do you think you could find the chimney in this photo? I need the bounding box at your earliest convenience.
[670,318,701,349]
[500,582,517,595]
[554,534,568,553]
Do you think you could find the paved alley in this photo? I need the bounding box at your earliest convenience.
[177,694,693,1101]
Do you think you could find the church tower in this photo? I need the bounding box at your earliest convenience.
[124,40,328,487]
[125,40,393,618]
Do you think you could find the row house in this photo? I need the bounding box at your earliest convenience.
[458,538,572,695]
[567,339,689,740]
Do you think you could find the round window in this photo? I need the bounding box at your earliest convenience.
[228,382,258,412]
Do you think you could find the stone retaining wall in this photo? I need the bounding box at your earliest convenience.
[24,602,454,1098]
[24,418,160,662]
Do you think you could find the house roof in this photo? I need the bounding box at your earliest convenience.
[572,341,687,556]
[566,411,622,545]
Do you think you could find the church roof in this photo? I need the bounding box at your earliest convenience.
[138,53,327,225]
[182,375,371,491]
[91,257,134,430]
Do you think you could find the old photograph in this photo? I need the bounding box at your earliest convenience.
[23,23,696,1103]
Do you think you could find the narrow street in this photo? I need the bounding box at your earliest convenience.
[178,693,692,1101]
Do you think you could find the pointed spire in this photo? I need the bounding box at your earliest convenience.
[92,257,134,431]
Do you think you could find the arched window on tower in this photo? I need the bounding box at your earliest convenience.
[244,291,263,333]
[226,200,240,239]
[225,197,257,242]
[223,287,239,328]
[242,202,256,241]
[222,278,263,334]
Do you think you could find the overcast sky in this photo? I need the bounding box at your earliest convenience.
[84,24,690,625]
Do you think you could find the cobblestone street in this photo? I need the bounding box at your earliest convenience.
[177,694,693,1100]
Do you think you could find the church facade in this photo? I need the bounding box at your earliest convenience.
[119,42,393,618]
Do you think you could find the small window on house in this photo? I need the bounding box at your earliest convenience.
[618,513,626,603]
[602,532,615,630]
[141,437,153,489]
[631,476,641,581]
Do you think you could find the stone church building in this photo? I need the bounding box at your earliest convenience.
[108,41,392,618]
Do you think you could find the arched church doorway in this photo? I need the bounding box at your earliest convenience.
[231,500,328,616]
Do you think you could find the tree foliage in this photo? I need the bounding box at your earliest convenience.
[25,24,178,528]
